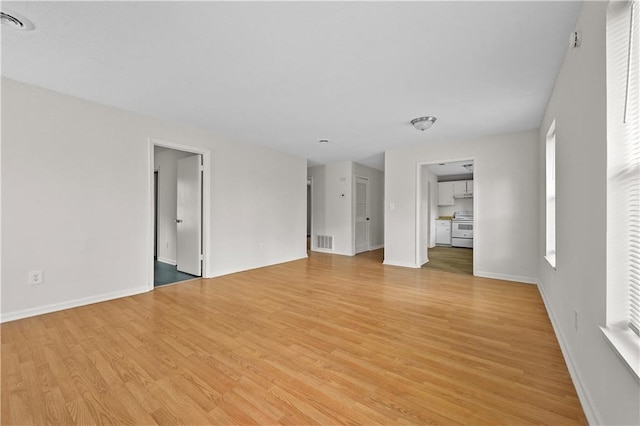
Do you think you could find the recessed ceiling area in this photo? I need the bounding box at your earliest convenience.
[1,1,582,170]
[427,161,474,178]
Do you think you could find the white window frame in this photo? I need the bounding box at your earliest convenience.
[545,120,557,269]
[602,0,640,381]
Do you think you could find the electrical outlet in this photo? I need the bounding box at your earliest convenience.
[574,310,579,331]
[28,270,43,285]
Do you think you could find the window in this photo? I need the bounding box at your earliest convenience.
[603,0,639,379]
[545,120,556,268]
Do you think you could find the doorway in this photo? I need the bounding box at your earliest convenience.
[149,139,210,288]
[307,177,312,252]
[154,170,158,260]
[416,159,475,275]
[354,176,369,254]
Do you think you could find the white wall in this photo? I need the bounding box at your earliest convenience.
[425,169,439,249]
[417,165,434,264]
[309,161,384,255]
[308,161,353,255]
[537,2,640,424]
[438,196,473,218]
[1,78,307,321]
[154,147,196,265]
[385,129,539,282]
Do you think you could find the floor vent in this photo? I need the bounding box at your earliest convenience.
[316,235,333,250]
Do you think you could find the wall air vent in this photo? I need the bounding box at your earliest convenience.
[316,235,334,250]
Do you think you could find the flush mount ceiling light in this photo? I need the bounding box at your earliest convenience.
[1,9,35,30]
[317,139,329,144]
[411,116,437,131]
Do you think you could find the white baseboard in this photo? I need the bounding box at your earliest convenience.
[312,248,335,254]
[369,244,384,250]
[383,259,421,268]
[210,255,308,278]
[474,270,538,285]
[1,286,151,323]
[157,257,177,265]
[537,283,601,425]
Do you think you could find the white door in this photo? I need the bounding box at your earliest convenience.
[355,176,369,254]
[176,155,202,276]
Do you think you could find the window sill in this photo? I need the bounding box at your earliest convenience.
[545,253,556,269]
[601,325,640,382]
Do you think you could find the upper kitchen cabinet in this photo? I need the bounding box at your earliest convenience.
[453,180,473,198]
[438,181,455,206]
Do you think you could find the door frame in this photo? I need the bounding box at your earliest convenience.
[154,170,159,260]
[353,175,370,254]
[148,138,211,290]
[415,158,476,274]
[307,176,313,254]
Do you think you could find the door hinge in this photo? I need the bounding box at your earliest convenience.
[199,165,204,172]
[199,254,204,261]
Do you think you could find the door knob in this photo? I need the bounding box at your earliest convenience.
[176,219,183,223]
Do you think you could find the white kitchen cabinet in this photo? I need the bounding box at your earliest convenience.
[437,182,454,206]
[453,180,473,197]
[436,220,451,245]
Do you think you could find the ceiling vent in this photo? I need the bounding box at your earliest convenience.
[1,10,35,31]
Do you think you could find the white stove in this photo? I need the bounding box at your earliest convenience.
[452,211,473,248]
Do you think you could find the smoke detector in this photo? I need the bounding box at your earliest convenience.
[1,9,35,31]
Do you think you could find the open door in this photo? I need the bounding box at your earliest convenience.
[176,154,202,276]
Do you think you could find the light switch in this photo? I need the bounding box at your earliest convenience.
[389,202,395,210]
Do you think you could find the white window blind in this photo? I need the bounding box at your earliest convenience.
[607,0,640,336]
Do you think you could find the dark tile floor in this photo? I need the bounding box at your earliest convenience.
[154,261,199,287]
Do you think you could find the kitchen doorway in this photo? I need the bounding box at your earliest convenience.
[416,159,475,275]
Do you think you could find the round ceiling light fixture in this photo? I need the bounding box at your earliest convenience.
[317,139,330,144]
[411,116,437,131]
[1,9,35,31]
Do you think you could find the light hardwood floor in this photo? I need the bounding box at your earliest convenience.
[1,249,586,425]
[423,246,474,275]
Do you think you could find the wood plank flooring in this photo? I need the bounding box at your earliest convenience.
[423,246,474,275]
[1,249,587,425]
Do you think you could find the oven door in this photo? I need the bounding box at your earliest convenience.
[452,221,473,238]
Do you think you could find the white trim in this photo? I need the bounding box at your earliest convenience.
[544,254,557,270]
[474,271,538,285]
[353,175,370,255]
[313,248,336,254]
[383,259,421,268]
[157,257,177,266]
[1,286,151,323]
[209,255,308,278]
[600,326,640,382]
[149,138,212,290]
[537,283,602,425]
[414,157,477,276]
[308,176,314,250]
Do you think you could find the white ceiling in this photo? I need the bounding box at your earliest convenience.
[1,1,581,171]
[427,160,473,177]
